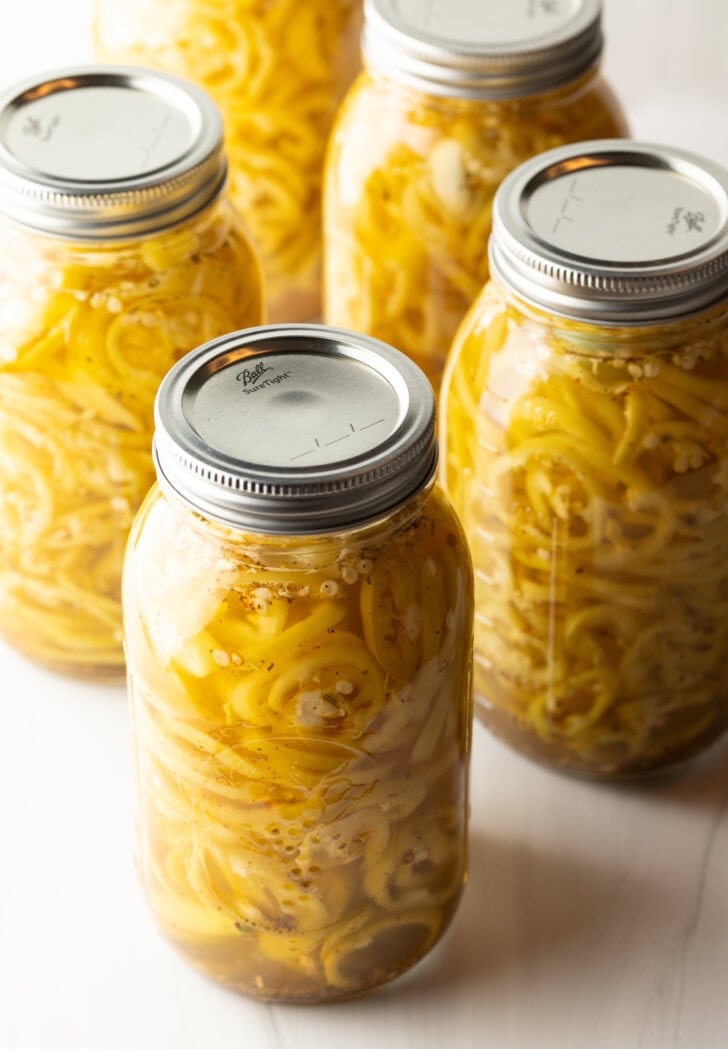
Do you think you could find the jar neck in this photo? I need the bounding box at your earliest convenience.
[162,478,439,572]
[0,192,233,271]
[360,58,605,111]
[490,276,728,358]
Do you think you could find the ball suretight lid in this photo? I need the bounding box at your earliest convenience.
[153,325,437,534]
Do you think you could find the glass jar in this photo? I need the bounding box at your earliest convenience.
[94,0,363,323]
[324,0,627,393]
[441,140,728,778]
[0,68,263,676]
[124,325,473,1001]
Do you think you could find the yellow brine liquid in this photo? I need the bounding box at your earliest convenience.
[442,284,728,775]
[125,483,473,1000]
[0,202,263,674]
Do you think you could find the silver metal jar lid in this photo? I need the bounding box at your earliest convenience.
[490,140,728,323]
[153,325,437,535]
[362,0,603,99]
[0,66,226,239]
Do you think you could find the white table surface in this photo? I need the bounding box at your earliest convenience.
[0,2,727,1048]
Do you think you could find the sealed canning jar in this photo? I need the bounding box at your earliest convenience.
[441,140,728,777]
[324,0,628,392]
[0,68,263,675]
[94,0,363,323]
[124,325,473,1001]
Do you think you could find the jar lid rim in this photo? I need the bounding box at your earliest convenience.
[153,325,438,535]
[362,0,603,99]
[0,66,226,238]
[490,139,728,322]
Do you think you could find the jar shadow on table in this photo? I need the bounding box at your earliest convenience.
[354,828,677,1006]
[367,745,728,1006]
[599,736,728,813]
[2,642,130,708]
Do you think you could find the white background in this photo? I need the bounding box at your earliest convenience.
[0,2,727,1048]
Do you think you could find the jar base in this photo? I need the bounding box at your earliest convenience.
[474,691,728,781]
[149,890,463,1005]
[0,631,125,681]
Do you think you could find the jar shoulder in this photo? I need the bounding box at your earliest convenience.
[328,69,629,189]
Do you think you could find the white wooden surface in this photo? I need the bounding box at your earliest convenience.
[0,645,726,1049]
[0,2,727,1047]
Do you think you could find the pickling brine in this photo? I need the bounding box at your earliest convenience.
[124,325,473,1000]
[444,288,728,776]
[126,482,471,999]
